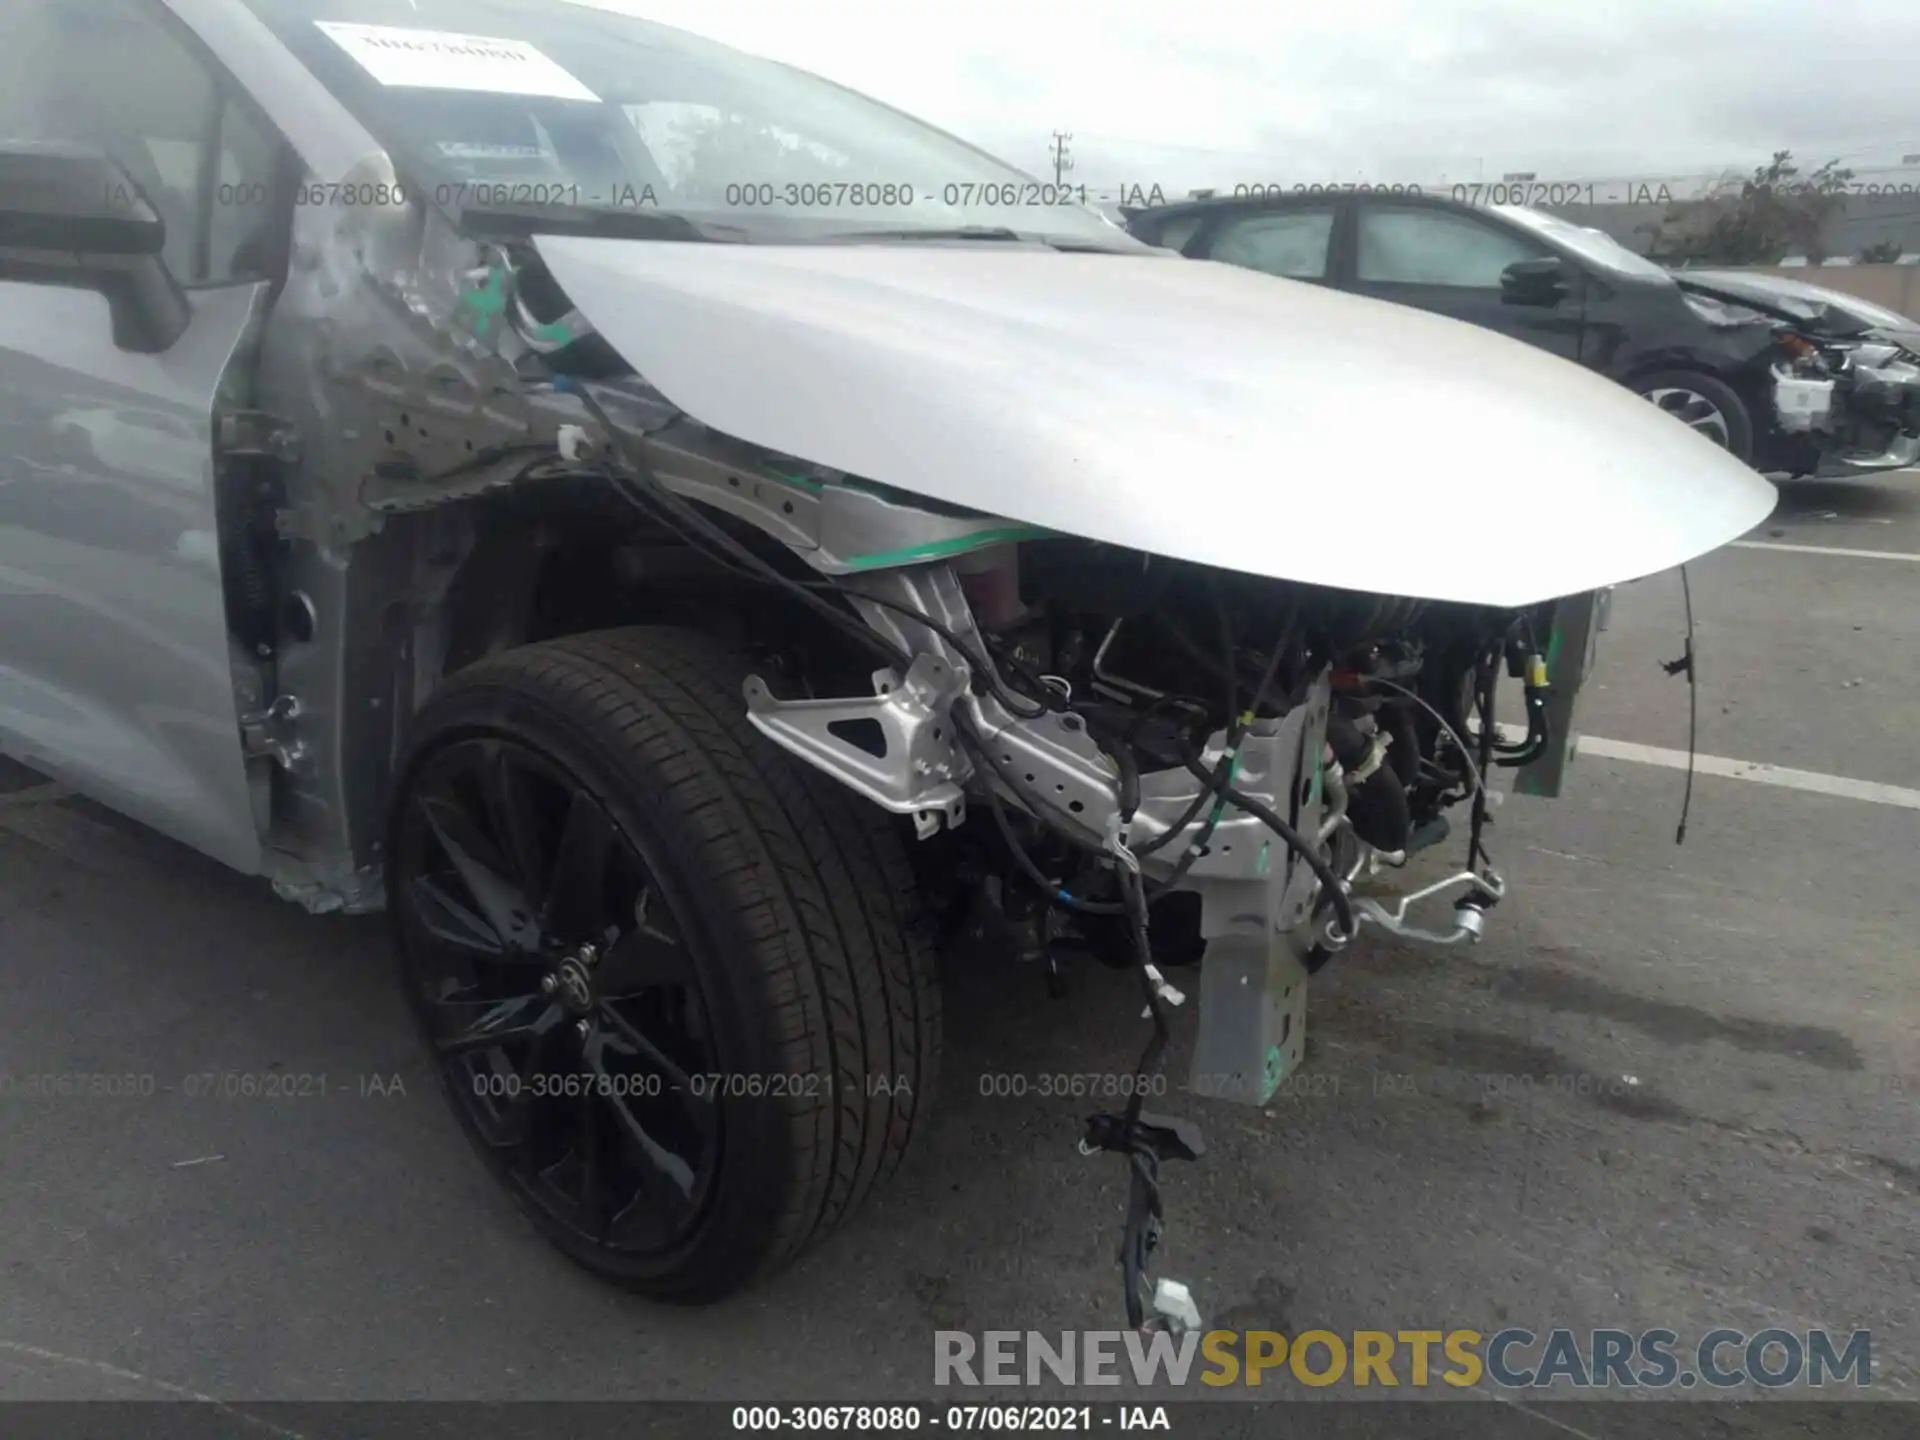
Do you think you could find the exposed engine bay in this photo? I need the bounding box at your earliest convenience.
[752,536,1565,970]
[1769,334,1920,464]
[1678,274,1920,473]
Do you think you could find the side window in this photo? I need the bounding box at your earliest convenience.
[206,97,285,281]
[3,0,284,285]
[1146,213,1208,254]
[1356,205,1542,287]
[1206,209,1336,280]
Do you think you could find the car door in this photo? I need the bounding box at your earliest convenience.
[1192,202,1344,287]
[1346,201,1585,362]
[0,0,292,871]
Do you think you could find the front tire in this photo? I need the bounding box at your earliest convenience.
[387,627,940,1302]
[1633,369,1756,463]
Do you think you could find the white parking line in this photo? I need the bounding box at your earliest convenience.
[1570,734,1920,810]
[1730,540,1920,562]
[1496,722,1920,809]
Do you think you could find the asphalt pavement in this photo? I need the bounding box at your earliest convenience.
[0,470,1915,1425]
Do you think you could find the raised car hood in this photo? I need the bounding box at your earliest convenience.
[533,236,1776,608]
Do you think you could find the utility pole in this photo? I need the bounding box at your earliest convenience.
[1049,131,1074,186]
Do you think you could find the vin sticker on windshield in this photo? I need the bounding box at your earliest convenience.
[315,22,599,101]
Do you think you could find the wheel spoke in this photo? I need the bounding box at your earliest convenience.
[541,790,617,939]
[596,1001,713,1140]
[434,991,555,1056]
[1646,389,1728,448]
[574,1084,615,1243]
[409,875,506,957]
[477,744,551,917]
[595,916,690,997]
[484,1007,566,1150]
[419,789,539,951]
[587,1041,697,1225]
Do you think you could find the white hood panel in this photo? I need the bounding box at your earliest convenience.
[534,236,1777,607]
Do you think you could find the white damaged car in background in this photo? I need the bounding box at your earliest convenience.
[0,0,1776,1325]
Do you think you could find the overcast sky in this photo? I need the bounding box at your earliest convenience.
[570,0,1920,191]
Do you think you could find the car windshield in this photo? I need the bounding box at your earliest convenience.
[1491,205,1672,280]
[238,0,1138,248]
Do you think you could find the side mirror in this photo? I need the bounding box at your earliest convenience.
[1500,255,1569,307]
[0,142,190,353]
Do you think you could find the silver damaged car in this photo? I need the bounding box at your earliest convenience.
[0,0,1775,1322]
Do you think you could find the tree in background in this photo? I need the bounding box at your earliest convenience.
[1638,151,1853,265]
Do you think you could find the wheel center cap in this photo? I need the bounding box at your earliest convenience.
[554,954,596,1014]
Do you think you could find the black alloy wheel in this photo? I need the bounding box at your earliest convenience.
[393,734,719,1256]
[388,627,940,1301]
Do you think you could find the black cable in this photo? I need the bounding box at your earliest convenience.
[603,461,910,670]
[1666,564,1699,845]
[1178,752,1358,942]
[953,717,1129,915]
[844,589,1053,719]
[957,700,1262,916]
[558,381,914,674]
[959,610,1324,933]
[1113,739,1142,822]
[1115,859,1172,1329]
[1466,649,1499,874]
[1117,862,1169,1132]
[1491,689,1551,768]
[1131,671,1284,880]
[1127,782,1214,862]
[1133,617,1288,861]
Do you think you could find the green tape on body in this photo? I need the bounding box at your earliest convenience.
[840,524,1052,570]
